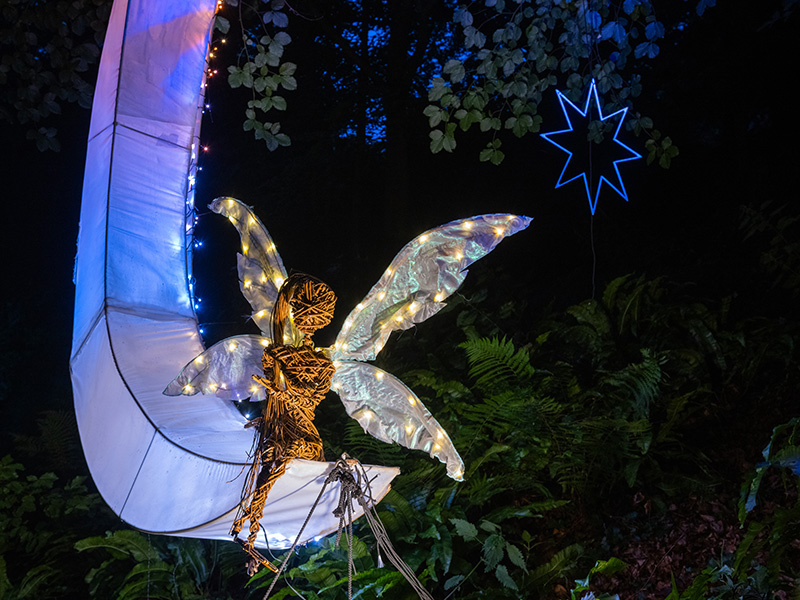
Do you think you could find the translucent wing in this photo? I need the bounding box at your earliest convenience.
[331,214,532,362]
[209,197,300,345]
[164,335,269,402]
[331,361,464,480]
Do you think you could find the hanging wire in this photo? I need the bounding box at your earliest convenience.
[579,0,599,299]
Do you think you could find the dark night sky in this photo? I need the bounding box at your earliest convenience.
[0,1,797,446]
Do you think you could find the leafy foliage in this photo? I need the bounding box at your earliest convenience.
[75,530,247,600]
[426,0,715,165]
[0,0,109,150]
[220,0,296,151]
[0,455,101,598]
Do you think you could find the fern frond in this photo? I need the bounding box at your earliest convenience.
[527,543,584,588]
[599,349,663,419]
[461,337,535,389]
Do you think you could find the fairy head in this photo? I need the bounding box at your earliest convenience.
[273,273,336,342]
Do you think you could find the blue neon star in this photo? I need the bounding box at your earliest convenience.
[540,79,641,215]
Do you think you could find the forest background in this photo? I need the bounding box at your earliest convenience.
[1,0,799,598]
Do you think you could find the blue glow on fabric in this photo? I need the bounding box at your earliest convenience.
[540,79,641,215]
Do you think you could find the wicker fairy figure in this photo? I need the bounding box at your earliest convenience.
[165,197,531,569]
[230,273,336,573]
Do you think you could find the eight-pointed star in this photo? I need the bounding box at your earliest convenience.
[540,79,641,215]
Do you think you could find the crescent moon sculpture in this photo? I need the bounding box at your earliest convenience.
[70,0,397,550]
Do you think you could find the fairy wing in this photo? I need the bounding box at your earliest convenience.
[164,335,269,402]
[330,214,532,362]
[209,197,301,345]
[330,214,531,479]
[331,361,464,480]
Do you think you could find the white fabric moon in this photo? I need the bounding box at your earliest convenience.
[70,0,396,548]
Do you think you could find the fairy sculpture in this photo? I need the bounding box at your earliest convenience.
[165,197,531,572]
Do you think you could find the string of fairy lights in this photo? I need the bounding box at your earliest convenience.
[185,1,228,337]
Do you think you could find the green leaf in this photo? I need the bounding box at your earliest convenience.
[424,104,444,127]
[279,62,297,76]
[482,533,505,570]
[214,15,230,33]
[272,96,287,111]
[495,564,518,590]
[506,543,527,573]
[444,574,464,591]
[449,518,478,541]
[443,59,465,83]
[429,129,445,153]
[280,76,297,91]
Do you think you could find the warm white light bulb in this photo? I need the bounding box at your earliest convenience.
[408,396,416,405]
[463,221,473,230]
[228,342,237,351]
[434,292,444,302]
[375,372,384,380]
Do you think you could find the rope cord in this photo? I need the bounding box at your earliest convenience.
[261,456,433,600]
